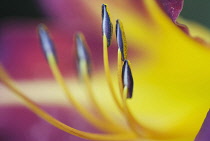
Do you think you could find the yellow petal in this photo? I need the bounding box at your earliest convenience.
[2,1,210,140]
[129,1,210,139]
[84,0,210,139]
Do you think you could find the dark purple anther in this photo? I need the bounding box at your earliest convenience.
[102,4,113,47]
[75,33,91,77]
[122,60,134,99]
[38,24,57,63]
[116,19,127,61]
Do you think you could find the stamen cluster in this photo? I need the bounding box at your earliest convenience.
[0,4,163,141]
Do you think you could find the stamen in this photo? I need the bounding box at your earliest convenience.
[75,33,91,77]
[118,49,123,95]
[121,63,146,137]
[80,60,128,133]
[0,64,137,141]
[75,33,127,133]
[116,19,127,61]
[116,19,127,96]
[101,6,147,136]
[122,60,133,98]
[102,4,113,47]
[122,87,143,136]
[121,61,161,139]
[38,24,57,63]
[0,3,174,140]
[115,20,147,136]
[102,4,125,114]
[38,25,124,133]
[115,19,147,136]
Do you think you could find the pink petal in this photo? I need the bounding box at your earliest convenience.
[195,110,210,141]
[156,0,184,22]
[156,0,189,33]
[0,105,97,141]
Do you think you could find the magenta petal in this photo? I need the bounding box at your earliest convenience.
[156,0,190,34]
[0,105,97,141]
[194,110,210,141]
[156,0,184,22]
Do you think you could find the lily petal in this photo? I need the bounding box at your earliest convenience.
[0,0,210,141]
[157,0,184,22]
[0,105,97,141]
[195,110,210,141]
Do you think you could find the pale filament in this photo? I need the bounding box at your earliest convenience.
[0,64,138,141]
[80,60,129,133]
[103,35,124,112]
[46,54,128,133]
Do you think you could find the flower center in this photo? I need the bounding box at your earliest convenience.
[0,3,169,141]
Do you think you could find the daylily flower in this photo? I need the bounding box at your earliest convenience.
[0,0,210,141]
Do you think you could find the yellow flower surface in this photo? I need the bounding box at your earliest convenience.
[0,0,209,141]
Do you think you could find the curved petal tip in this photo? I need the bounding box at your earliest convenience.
[195,110,210,141]
[156,0,184,22]
[156,0,189,34]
